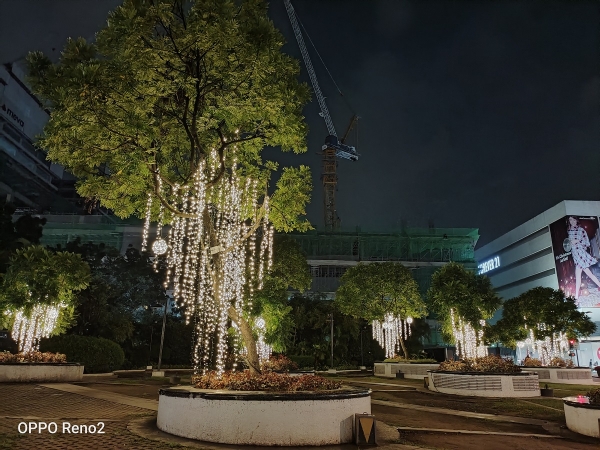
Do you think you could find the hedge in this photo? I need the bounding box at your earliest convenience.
[40,335,124,373]
[288,355,314,370]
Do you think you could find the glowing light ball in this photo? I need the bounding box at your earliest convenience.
[152,238,168,255]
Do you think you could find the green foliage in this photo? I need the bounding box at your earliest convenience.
[40,334,124,373]
[335,262,427,321]
[382,358,437,364]
[587,388,600,404]
[251,236,311,352]
[438,355,521,373]
[288,355,314,369]
[0,246,90,333]
[427,262,501,343]
[26,0,312,229]
[58,240,168,343]
[485,287,596,347]
[193,371,341,391]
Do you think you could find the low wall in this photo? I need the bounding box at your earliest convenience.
[427,371,540,397]
[563,396,600,438]
[521,367,592,384]
[157,386,371,446]
[374,362,439,379]
[0,363,83,382]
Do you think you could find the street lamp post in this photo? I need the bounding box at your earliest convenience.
[157,296,169,371]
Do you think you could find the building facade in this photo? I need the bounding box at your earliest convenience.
[475,200,600,362]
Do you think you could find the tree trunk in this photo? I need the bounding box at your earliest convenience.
[228,306,261,375]
[399,337,409,359]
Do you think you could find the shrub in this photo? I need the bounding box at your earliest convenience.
[383,357,438,364]
[192,371,341,392]
[548,357,574,368]
[288,355,314,369]
[522,358,543,367]
[438,355,521,373]
[587,388,600,404]
[40,335,124,373]
[0,351,66,363]
[261,355,299,373]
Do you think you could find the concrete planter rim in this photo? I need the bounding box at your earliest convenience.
[563,396,600,410]
[428,370,533,376]
[522,366,589,369]
[159,386,370,401]
[0,362,81,366]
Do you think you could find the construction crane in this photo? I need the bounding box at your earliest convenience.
[284,0,359,231]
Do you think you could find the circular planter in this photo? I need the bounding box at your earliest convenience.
[374,362,439,379]
[427,370,540,397]
[0,363,83,383]
[563,396,600,438]
[157,386,371,446]
[521,367,592,384]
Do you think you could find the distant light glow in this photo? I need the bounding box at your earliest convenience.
[372,314,412,358]
[9,304,64,353]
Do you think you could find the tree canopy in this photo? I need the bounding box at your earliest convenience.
[26,0,311,229]
[427,262,501,344]
[335,262,426,321]
[486,287,597,347]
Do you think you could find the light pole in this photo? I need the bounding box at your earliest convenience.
[327,313,334,369]
[157,296,169,371]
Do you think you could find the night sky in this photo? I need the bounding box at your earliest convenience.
[1,1,598,246]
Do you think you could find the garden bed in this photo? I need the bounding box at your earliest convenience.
[0,363,83,382]
[157,386,371,445]
[374,362,439,379]
[563,396,600,438]
[521,366,592,384]
[427,370,540,398]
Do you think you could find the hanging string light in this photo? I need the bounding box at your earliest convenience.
[450,309,487,359]
[516,325,570,365]
[372,313,412,358]
[8,304,65,353]
[146,149,274,376]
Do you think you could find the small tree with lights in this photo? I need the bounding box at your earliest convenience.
[486,287,596,365]
[427,262,501,359]
[0,246,90,352]
[27,0,312,375]
[335,262,427,359]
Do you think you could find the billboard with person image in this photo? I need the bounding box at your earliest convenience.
[549,215,600,307]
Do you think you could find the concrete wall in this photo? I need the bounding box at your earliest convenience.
[564,399,600,438]
[521,367,592,384]
[157,387,371,446]
[0,364,83,382]
[374,362,439,379]
[427,371,540,397]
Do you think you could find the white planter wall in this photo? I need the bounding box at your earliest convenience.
[0,364,83,382]
[374,362,439,379]
[157,387,371,446]
[521,367,592,384]
[563,397,600,438]
[427,371,540,397]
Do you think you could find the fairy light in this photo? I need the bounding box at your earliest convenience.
[372,313,412,358]
[142,147,274,377]
[450,309,487,359]
[141,193,153,252]
[9,304,65,353]
[516,325,570,365]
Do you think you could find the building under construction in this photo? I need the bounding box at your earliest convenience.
[286,226,479,296]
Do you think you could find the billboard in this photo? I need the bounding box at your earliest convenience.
[549,215,600,307]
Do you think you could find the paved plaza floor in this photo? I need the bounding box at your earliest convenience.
[0,376,598,449]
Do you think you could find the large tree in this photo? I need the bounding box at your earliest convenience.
[486,287,596,356]
[427,262,501,358]
[335,262,426,358]
[27,0,312,373]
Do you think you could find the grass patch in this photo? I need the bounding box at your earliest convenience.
[541,382,594,397]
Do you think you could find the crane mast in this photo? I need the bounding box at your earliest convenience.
[284,0,359,231]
